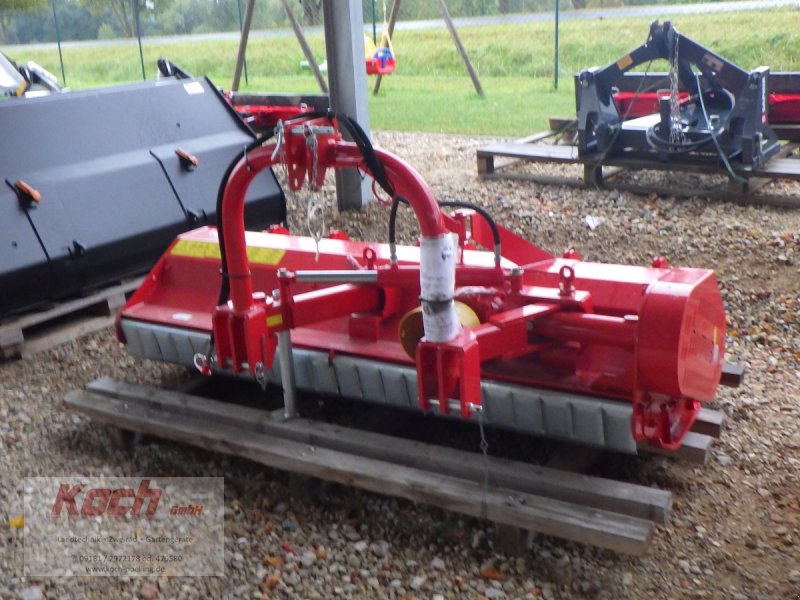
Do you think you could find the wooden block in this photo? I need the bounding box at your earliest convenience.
[477,154,495,176]
[720,362,746,387]
[691,408,726,439]
[494,524,533,556]
[639,431,712,465]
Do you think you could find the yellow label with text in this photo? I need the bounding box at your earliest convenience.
[171,239,285,266]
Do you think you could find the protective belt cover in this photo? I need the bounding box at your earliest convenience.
[0,77,286,317]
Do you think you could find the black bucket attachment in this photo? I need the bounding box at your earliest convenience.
[1,77,286,318]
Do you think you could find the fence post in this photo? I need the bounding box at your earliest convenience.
[371,0,377,43]
[554,0,559,90]
[51,0,66,85]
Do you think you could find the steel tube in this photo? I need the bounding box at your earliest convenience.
[277,330,297,419]
[294,270,378,283]
[536,313,637,349]
[220,144,277,313]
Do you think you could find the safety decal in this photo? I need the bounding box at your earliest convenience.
[170,239,285,265]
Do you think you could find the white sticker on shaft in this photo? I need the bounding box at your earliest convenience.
[419,233,461,343]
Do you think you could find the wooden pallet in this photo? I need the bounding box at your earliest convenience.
[477,119,800,207]
[0,277,143,359]
[64,377,726,556]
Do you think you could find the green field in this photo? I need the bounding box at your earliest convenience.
[5,7,799,135]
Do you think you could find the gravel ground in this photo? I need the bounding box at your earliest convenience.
[1,131,799,600]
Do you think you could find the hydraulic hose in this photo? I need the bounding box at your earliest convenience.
[215,131,275,306]
[388,197,502,266]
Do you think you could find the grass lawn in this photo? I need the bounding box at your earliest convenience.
[4,6,798,136]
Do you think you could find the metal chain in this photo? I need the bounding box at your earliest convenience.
[306,200,325,262]
[669,34,685,147]
[306,125,320,192]
[303,125,325,261]
[475,405,490,521]
[271,120,288,179]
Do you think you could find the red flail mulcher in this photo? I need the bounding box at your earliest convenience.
[117,112,726,455]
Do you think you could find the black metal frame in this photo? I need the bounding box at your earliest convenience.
[576,20,779,169]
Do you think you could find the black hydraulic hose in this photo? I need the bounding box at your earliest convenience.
[694,73,747,185]
[388,197,502,266]
[335,112,394,198]
[439,200,501,260]
[388,195,404,257]
[645,124,711,154]
[215,130,275,306]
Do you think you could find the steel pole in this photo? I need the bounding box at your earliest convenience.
[277,330,297,419]
[371,0,377,42]
[554,0,560,90]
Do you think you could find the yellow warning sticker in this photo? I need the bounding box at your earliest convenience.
[171,239,285,266]
[171,239,221,260]
[266,314,283,328]
[246,246,286,266]
[616,54,633,70]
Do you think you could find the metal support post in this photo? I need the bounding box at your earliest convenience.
[554,0,560,90]
[322,0,372,210]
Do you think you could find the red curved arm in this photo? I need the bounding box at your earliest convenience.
[220,127,455,315]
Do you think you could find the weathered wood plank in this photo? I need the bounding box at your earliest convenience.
[20,316,116,357]
[65,389,654,555]
[86,378,672,524]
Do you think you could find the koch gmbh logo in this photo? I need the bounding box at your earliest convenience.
[51,479,162,518]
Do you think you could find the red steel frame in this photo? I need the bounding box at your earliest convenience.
[119,114,728,450]
[614,90,800,123]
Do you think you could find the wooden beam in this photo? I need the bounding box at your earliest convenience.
[65,388,654,555]
[435,0,484,96]
[231,0,255,91]
[85,378,672,524]
[280,0,328,94]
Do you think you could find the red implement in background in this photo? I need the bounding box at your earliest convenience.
[614,90,800,123]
